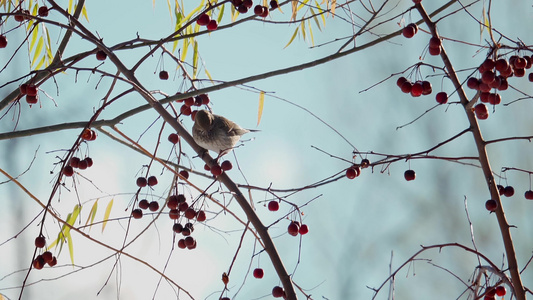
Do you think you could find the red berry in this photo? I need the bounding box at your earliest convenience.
[503,186,514,197]
[0,35,7,48]
[136,177,147,187]
[173,223,183,233]
[14,11,25,22]
[299,224,309,235]
[38,6,49,17]
[81,128,93,140]
[237,5,249,13]
[96,50,107,61]
[287,221,299,236]
[402,24,417,38]
[435,92,448,104]
[179,170,189,179]
[254,5,264,15]
[33,256,45,270]
[139,199,150,210]
[63,166,74,177]
[429,37,441,49]
[396,77,408,88]
[177,239,187,249]
[196,210,207,222]
[196,14,210,26]
[529,73,533,82]
[404,169,416,181]
[474,103,489,120]
[253,268,264,279]
[181,227,191,236]
[243,0,253,8]
[184,236,195,248]
[211,164,223,176]
[168,133,179,144]
[487,93,501,105]
[497,184,505,195]
[221,160,233,171]
[525,190,533,200]
[178,202,189,212]
[47,256,57,267]
[514,68,526,77]
[270,0,279,9]
[410,82,423,97]
[346,167,357,179]
[148,201,160,212]
[132,209,143,219]
[421,81,432,95]
[495,286,506,296]
[84,157,94,167]
[495,59,509,72]
[184,208,196,219]
[19,84,28,95]
[268,201,279,211]
[42,251,53,263]
[77,159,88,170]
[485,199,498,212]
[466,77,480,90]
[180,104,192,115]
[400,81,412,93]
[169,209,180,219]
[159,70,169,80]
[147,175,158,186]
[428,46,441,56]
[272,286,284,298]
[69,157,80,168]
[481,70,496,84]
[26,95,38,104]
[35,236,46,248]
[206,20,218,31]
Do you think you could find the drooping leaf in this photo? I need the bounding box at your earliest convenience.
[204,67,213,82]
[192,40,199,78]
[257,91,265,126]
[308,20,314,46]
[284,26,299,48]
[66,230,74,264]
[102,199,113,232]
[291,0,298,21]
[217,4,224,24]
[31,37,44,67]
[85,199,98,229]
[330,0,336,17]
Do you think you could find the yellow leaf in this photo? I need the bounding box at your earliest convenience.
[66,231,74,264]
[180,37,190,61]
[291,0,298,21]
[82,5,89,22]
[308,20,314,46]
[102,199,113,232]
[330,0,336,17]
[34,55,46,70]
[257,91,264,126]
[205,68,213,82]
[32,37,43,67]
[284,26,299,48]
[192,40,199,79]
[217,4,224,24]
[30,26,39,51]
[85,199,98,229]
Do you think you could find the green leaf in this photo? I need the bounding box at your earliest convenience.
[29,26,39,52]
[85,199,98,230]
[217,4,224,24]
[66,230,74,264]
[284,26,299,48]
[102,199,113,232]
[308,20,314,46]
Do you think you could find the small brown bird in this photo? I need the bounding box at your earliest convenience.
[192,109,257,156]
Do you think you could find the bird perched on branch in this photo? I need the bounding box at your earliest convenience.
[192,109,257,157]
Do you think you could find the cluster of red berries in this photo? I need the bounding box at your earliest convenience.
[467,55,533,119]
[196,13,218,31]
[177,93,210,116]
[63,156,93,177]
[396,77,432,97]
[81,128,98,141]
[497,184,533,200]
[19,84,39,104]
[231,0,278,14]
[287,220,309,236]
[484,285,506,299]
[204,160,233,177]
[345,158,370,179]
[136,175,158,188]
[427,36,442,56]
[33,236,58,269]
[13,6,49,22]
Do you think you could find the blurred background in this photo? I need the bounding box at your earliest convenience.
[1,1,532,299]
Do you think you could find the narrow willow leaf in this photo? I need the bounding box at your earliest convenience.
[257,91,265,126]
[284,26,299,48]
[30,26,39,52]
[192,40,198,79]
[82,5,89,21]
[204,68,213,82]
[217,3,224,24]
[102,199,113,232]
[308,20,314,46]
[330,0,336,16]
[181,37,190,61]
[291,0,298,21]
[310,8,322,31]
[85,199,98,228]
[66,231,74,264]
[301,20,306,41]
[31,37,44,67]
[34,55,46,70]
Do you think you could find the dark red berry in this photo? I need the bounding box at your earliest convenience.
[253,268,264,279]
[139,199,150,210]
[267,201,279,211]
[35,236,46,248]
